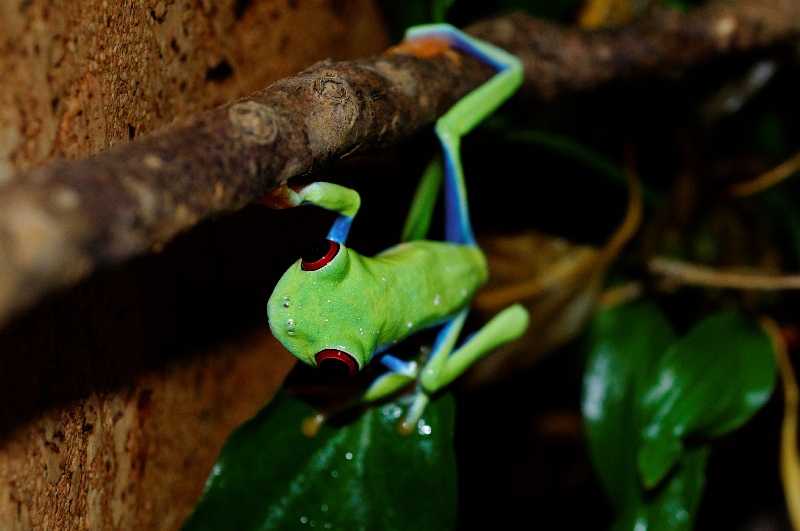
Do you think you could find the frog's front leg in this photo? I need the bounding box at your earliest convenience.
[353,310,470,435]
[399,304,528,434]
[261,181,361,243]
[357,303,529,435]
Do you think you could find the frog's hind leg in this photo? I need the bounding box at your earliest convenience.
[404,24,523,246]
[420,303,529,393]
[395,304,528,434]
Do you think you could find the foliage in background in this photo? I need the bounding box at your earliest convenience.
[582,303,777,530]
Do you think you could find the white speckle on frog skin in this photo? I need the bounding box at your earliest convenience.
[407,322,413,328]
[381,277,386,282]
[461,288,467,297]
[359,327,364,335]
[433,294,441,306]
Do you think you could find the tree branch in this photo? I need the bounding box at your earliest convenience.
[469,0,800,98]
[1,0,799,328]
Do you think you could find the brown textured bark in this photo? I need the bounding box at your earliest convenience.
[468,0,800,98]
[0,0,389,529]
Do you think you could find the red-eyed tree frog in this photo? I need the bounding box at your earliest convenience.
[265,24,530,434]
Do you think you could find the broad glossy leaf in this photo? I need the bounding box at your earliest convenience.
[183,387,457,530]
[638,313,777,488]
[613,446,709,531]
[581,301,677,510]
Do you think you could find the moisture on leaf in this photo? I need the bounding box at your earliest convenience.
[183,371,458,531]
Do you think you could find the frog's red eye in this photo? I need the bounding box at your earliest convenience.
[301,239,340,271]
[315,349,359,378]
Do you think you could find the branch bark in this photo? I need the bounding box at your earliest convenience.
[1,0,799,327]
[470,0,800,98]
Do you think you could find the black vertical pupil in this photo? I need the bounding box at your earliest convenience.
[318,357,353,379]
[302,239,333,264]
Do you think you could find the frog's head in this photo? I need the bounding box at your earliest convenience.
[268,238,377,379]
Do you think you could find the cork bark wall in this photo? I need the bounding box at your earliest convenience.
[0,1,389,528]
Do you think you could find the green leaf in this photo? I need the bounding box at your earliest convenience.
[638,313,777,488]
[183,386,457,531]
[581,301,677,510]
[613,446,709,531]
[582,302,748,531]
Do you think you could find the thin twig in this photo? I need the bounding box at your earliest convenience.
[597,281,645,308]
[648,257,800,290]
[729,149,800,197]
[759,316,800,531]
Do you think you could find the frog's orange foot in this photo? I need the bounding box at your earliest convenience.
[385,36,462,66]
[257,183,303,209]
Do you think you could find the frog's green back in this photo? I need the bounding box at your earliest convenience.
[267,240,487,368]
